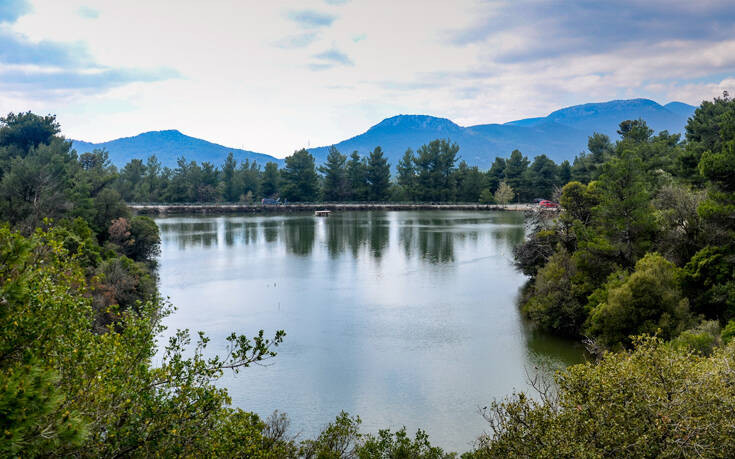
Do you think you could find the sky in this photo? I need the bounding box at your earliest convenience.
[1,0,734,157]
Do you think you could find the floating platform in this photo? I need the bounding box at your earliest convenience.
[314,210,331,217]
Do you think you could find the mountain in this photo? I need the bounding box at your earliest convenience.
[72,129,282,168]
[309,98,696,168]
[72,98,697,170]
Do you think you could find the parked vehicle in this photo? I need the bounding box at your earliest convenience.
[538,200,559,208]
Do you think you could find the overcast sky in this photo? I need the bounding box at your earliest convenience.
[1,0,734,157]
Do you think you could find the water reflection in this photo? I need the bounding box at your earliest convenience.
[158,220,218,249]
[283,218,315,256]
[155,210,584,453]
[156,212,533,266]
[156,211,530,264]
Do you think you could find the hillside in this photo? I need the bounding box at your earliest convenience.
[72,98,696,170]
[310,98,695,168]
[72,129,282,168]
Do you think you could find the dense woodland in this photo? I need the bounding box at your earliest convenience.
[2,94,735,457]
[109,139,582,204]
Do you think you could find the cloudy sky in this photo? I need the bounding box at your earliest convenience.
[1,0,734,157]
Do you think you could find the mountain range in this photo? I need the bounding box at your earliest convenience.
[72,98,696,170]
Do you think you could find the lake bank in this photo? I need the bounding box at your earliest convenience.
[131,202,535,215]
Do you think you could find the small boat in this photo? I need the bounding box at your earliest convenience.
[314,210,331,217]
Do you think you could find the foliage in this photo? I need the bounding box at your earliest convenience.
[471,337,735,458]
[366,146,391,201]
[0,225,286,456]
[493,182,514,205]
[670,320,721,356]
[320,146,350,201]
[521,249,586,337]
[282,149,320,202]
[585,253,691,348]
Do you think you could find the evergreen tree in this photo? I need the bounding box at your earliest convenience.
[487,157,506,194]
[503,150,529,202]
[396,149,416,201]
[414,139,458,202]
[346,151,368,201]
[261,162,280,198]
[455,161,486,202]
[558,159,572,186]
[281,149,319,202]
[523,154,558,199]
[319,146,349,201]
[221,152,239,202]
[366,146,391,201]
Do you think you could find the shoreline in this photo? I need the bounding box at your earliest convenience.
[130,202,536,215]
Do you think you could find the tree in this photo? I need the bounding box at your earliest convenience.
[455,161,487,202]
[221,152,239,202]
[523,154,558,199]
[366,146,391,201]
[396,149,416,200]
[502,150,529,202]
[281,149,319,202]
[585,253,692,347]
[521,249,586,337]
[595,150,657,267]
[0,137,76,232]
[486,157,506,194]
[494,181,514,205]
[346,151,368,201]
[261,162,281,198]
[116,158,146,202]
[319,146,349,201]
[558,159,572,185]
[588,132,612,159]
[617,119,653,144]
[0,111,60,166]
[414,139,458,202]
[680,92,733,187]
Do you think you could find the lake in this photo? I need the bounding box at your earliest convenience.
[155,210,584,452]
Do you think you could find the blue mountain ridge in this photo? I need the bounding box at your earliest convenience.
[72,98,696,170]
[308,98,696,169]
[72,129,283,169]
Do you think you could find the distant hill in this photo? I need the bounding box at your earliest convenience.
[72,129,282,168]
[309,98,696,168]
[72,98,696,170]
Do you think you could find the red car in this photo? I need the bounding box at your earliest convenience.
[538,200,559,208]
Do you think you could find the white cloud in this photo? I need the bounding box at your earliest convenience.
[1,0,733,157]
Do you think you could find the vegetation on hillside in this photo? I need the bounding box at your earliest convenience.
[514,93,735,353]
[2,93,735,456]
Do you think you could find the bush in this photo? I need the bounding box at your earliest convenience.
[585,253,692,347]
[521,249,586,337]
[470,337,735,457]
[671,320,721,355]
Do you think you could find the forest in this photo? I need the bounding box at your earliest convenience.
[1,93,735,457]
[109,139,583,204]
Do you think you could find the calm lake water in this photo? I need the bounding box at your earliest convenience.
[155,211,584,452]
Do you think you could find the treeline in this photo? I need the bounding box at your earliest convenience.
[514,95,735,352]
[108,139,598,204]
